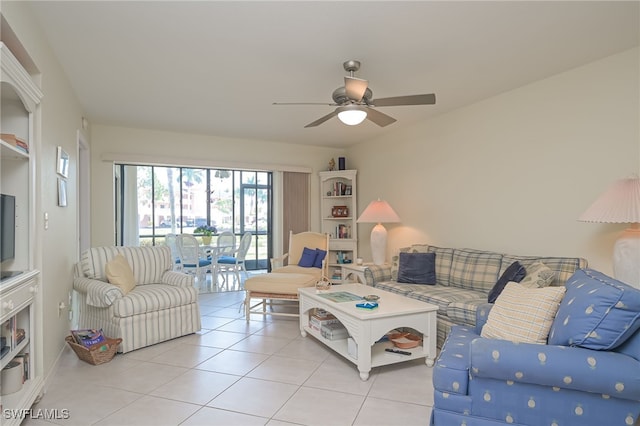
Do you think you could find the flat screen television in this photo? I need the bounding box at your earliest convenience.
[1,193,16,263]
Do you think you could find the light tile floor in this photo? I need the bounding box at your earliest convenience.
[25,289,434,426]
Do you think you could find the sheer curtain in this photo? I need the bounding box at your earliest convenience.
[120,165,139,246]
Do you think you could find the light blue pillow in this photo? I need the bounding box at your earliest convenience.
[313,249,327,269]
[549,269,640,350]
[298,247,317,268]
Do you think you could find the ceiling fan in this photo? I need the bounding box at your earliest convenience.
[273,60,436,128]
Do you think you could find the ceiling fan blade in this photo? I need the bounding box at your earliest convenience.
[344,76,368,101]
[304,110,338,128]
[273,102,335,106]
[365,108,397,127]
[371,93,436,107]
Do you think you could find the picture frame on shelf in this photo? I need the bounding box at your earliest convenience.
[336,224,349,239]
[345,185,352,196]
[56,146,69,178]
[331,205,349,217]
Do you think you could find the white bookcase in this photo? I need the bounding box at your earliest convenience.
[0,42,44,424]
[319,170,357,283]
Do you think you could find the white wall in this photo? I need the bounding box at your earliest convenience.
[3,3,85,377]
[89,124,345,246]
[348,48,639,277]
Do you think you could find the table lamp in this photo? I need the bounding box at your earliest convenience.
[357,199,401,265]
[578,176,640,288]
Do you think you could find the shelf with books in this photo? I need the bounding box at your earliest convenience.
[1,313,29,371]
[1,41,43,423]
[1,139,29,160]
[319,170,358,284]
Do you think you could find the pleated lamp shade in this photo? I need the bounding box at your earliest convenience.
[578,177,640,223]
[579,176,640,289]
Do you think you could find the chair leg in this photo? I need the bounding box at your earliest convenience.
[234,268,241,288]
[245,292,251,322]
[195,268,202,290]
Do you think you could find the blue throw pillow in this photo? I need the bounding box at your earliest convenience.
[313,249,327,268]
[488,261,526,303]
[397,252,436,284]
[298,247,318,268]
[549,269,640,350]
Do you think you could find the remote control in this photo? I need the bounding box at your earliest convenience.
[385,348,411,356]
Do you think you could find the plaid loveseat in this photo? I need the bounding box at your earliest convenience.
[364,245,587,347]
[73,246,201,353]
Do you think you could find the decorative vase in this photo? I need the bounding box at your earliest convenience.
[202,235,212,245]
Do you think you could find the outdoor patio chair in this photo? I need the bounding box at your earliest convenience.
[217,231,252,288]
[176,234,211,289]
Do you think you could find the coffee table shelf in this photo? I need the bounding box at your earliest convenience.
[302,324,427,367]
[299,284,438,380]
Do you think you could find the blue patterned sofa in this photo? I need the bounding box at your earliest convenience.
[73,246,201,353]
[432,269,640,425]
[363,244,587,347]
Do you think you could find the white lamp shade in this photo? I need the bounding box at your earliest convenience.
[357,199,401,224]
[578,177,640,223]
[337,106,367,126]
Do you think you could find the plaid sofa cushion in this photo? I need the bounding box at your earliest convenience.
[447,298,490,326]
[405,285,486,314]
[501,255,587,286]
[427,246,454,286]
[373,280,417,296]
[449,249,503,292]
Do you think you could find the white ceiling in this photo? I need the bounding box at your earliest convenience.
[27,1,639,148]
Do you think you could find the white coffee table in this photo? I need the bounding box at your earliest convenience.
[298,283,438,380]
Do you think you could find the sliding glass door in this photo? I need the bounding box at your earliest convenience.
[115,164,272,271]
[238,172,271,270]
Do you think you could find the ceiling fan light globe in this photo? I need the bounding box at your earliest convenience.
[337,108,367,126]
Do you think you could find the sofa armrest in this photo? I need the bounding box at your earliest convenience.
[470,337,640,401]
[73,277,123,308]
[475,303,493,334]
[363,264,392,286]
[162,270,194,287]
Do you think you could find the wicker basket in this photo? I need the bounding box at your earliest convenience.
[315,275,332,292]
[65,335,121,365]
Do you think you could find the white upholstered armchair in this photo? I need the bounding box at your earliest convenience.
[73,246,201,353]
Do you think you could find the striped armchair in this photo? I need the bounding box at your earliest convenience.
[73,246,201,353]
